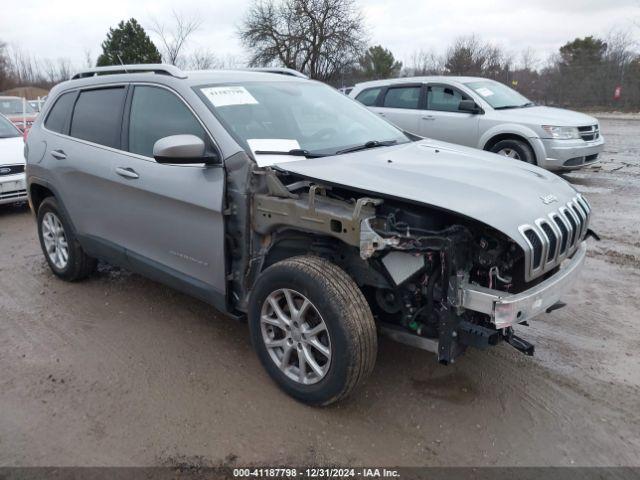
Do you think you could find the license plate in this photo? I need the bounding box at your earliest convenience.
[0,178,25,193]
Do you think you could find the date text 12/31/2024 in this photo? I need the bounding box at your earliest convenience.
[233,468,400,478]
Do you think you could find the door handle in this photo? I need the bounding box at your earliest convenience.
[377,112,386,117]
[422,116,435,121]
[115,167,139,179]
[50,149,66,160]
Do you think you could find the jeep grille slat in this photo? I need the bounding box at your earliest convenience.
[563,208,578,247]
[519,195,590,281]
[523,229,543,269]
[551,214,569,254]
[540,222,557,262]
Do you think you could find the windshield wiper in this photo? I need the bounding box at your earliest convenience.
[335,140,398,155]
[253,148,326,158]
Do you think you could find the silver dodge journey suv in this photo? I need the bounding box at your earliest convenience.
[350,77,604,171]
[26,65,595,405]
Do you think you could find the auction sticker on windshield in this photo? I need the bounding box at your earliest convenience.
[475,87,495,97]
[201,86,259,107]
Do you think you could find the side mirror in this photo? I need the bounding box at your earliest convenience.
[458,99,482,114]
[153,134,219,165]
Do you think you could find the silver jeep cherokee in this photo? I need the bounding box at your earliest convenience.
[26,65,595,405]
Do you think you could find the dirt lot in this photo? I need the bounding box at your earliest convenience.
[0,117,639,467]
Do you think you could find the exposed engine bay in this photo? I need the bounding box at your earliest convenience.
[237,167,547,364]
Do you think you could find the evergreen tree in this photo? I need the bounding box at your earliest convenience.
[97,18,161,66]
[359,45,402,79]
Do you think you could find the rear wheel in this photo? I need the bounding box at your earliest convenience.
[37,197,97,281]
[490,139,536,164]
[248,256,377,406]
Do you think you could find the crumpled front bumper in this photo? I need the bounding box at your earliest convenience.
[458,241,587,328]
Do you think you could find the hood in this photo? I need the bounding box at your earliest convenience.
[494,106,597,127]
[274,140,580,252]
[0,136,26,166]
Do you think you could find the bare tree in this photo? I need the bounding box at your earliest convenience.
[187,49,221,70]
[0,43,79,90]
[444,36,485,75]
[83,49,93,68]
[8,47,39,85]
[150,11,202,66]
[0,40,12,91]
[442,35,512,82]
[42,58,73,83]
[519,47,539,71]
[219,54,246,69]
[238,0,367,81]
[405,49,444,76]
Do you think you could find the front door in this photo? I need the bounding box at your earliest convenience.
[106,84,226,304]
[419,84,480,146]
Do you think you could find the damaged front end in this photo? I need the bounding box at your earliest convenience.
[248,168,588,364]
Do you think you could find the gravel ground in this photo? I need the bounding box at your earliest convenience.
[0,117,638,467]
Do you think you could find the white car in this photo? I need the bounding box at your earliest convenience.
[349,76,605,171]
[0,114,27,205]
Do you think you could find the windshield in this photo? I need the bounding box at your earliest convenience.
[197,81,409,158]
[464,80,532,109]
[0,98,36,115]
[0,115,21,138]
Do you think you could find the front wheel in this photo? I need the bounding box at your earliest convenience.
[248,256,377,406]
[490,139,536,164]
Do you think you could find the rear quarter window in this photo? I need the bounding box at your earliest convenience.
[44,92,76,134]
[70,87,126,148]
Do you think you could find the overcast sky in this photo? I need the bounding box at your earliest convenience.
[2,0,639,70]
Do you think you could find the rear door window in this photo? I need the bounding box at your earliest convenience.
[355,87,382,106]
[70,87,126,148]
[44,92,76,134]
[383,87,420,109]
[127,85,207,158]
[427,85,470,112]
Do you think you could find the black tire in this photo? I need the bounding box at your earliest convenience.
[490,138,536,164]
[248,255,377,406]
[37,196,97,281]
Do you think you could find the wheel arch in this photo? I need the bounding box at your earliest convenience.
[28,179,78,234]
[261,230,353,270]
[257,229,389,289]
[479,125,545,165]
[29,182,55,214]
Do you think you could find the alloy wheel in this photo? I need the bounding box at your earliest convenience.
[42,212,69,270]
[260,288,332,385]
[497,148,521,160]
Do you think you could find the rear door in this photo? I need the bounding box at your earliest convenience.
[105,84,226,304]
[372,84,424,135]
[45,85,128,263]
[419,83,479,145]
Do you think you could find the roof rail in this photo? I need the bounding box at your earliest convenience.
[240,67,308,79]
[71,64,187,80]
